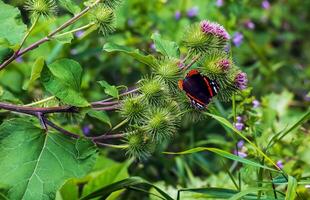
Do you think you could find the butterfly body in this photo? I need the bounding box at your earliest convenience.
[178,70,219,109]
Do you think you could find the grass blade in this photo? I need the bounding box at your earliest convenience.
[285,176,297,200]
[165,147,277,172]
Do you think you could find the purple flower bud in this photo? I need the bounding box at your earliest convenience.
[237,140,245,148]
[262,0,270,10]
[82,125,92,136]
[276,160,284,169]
[178,61,184,68]
[218,59,231,71]
[234,150,247,158]
[15,57,23,63]
[150,43,156,51]
[235,72,248,90]
[75,30,84,38]
[304,93,310,102]
[236,116,243,122]
[200,20,230,40]
[175,11,181,20]
[232,32,243,47]
[252,99,260,108]
[234,122,244,131]
[244,20,255,30]
[187,7,199,18]
[216,0,224,7]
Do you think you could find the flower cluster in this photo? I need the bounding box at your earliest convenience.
[120,19,248,159]
[25,0,57,18]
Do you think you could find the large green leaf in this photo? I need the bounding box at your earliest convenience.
[82,161,129,199]
[151,33,180,58]
[41,58,89,107]
[0,0,27,46]
[103,43,157,67]
[80,177,174,200]
[165,147,277,172]
[0,118,98,200]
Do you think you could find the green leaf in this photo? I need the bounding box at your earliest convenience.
[177,188,260,200]
[87,110,111,127]
[55,33,74,44]
[0,1,27,45]
[58,0,81,14]
[23,57,45,90]
[0,86,21,104]
[41,58,89,107]
[151,33,180,58]
[80,177,174,200]
[103,43,157,67]
[82,162,129,199]
[0,118,97,200]
[285,176,297,200]
[165,147,277,171]
[98,80,119,99]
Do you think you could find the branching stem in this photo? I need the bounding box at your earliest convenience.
[0,0,101,71]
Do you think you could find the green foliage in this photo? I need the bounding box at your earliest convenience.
[151,33,180,58]
[98,80,119,98]
[41,58,89,107]
[0,118,97,200]
[0,1,27,46]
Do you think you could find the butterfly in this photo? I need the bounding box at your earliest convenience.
[178,69,219,109]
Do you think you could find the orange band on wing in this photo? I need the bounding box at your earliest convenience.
[186,93,206,106]
[187,69,200,77]
[203,77,214,97]
[178,80,183,90]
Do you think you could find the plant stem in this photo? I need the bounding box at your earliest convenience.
[18,16,40,53]
[54,22,96,38]
[111,119,128,131]
[181,55,201,71]
[94,105,120,111]
[96,142,128,148]
[91,133,125,141]
[24,96,56,107]
[0,0,101,71]
[44,118,80,139]
[0,102,77,115]
[93,87,139,104]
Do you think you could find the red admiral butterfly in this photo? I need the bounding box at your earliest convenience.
[178,70,219,109]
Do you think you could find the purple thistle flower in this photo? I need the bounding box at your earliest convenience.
[234,122,244,131]
[15,57,23,63]
[235,72,248,90]
[187,7,199,18]
[175,11,181,20]
[276,160,284,169]
[232,32,243,47]
[75,30,84,38]
[252,99,260,108]
[218,59,231,71]
[150,43,156,51]
[216,0,224,7]
[237,140,245,149]
[236,116,243,123]
[262,0,270,10]
[200,20,230,40]
[244,20,255,30]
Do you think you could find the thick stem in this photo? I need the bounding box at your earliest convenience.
[0,102,77,115]
[0,0,101,71]
[45,119,80,139]
[90,133,125,141]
